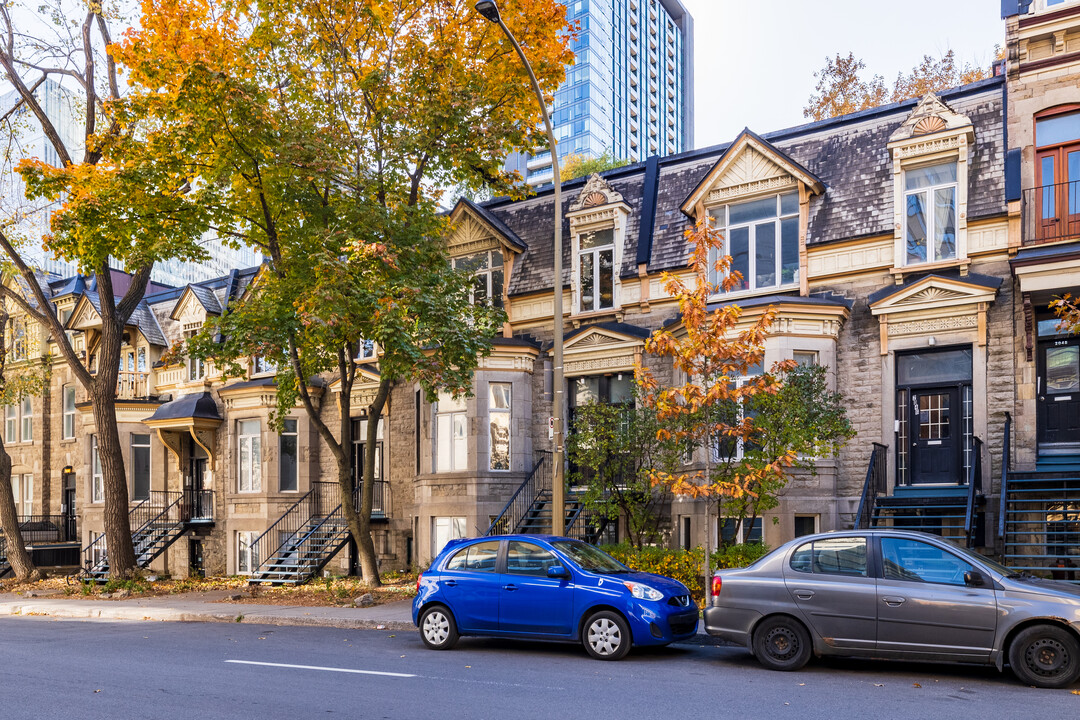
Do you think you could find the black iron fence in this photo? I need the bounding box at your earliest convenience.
[0,515,78,544]
[964,437,983,548]
[1022,180,1080,245]
[486,453,552,536]
[854,443,888,530]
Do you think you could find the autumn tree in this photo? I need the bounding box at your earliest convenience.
[119,0,572,584]
[0,276,50,582]
[0,1,212,578]
[1052,294,1080,334]
[804,49,994,121]
[561,151,630,182]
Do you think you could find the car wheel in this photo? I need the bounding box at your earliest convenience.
[1008,624,1080,689]
[753,616,812,672]
[583,611,631,661]
[419,605,459,651]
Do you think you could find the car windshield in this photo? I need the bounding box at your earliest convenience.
[552,540,628,574]
[936,536,1013,577]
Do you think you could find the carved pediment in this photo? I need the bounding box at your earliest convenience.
[448,215,500,255]
[446,199,526,257]
[67,295,102,331]
[889,93,973,144]
[172,291,208,331]
[569,173,624,212]
[870,275,999,316]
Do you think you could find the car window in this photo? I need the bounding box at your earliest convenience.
[881,537,974,586]
[506,541,559,576]
[790,537,867,577]
[445,541,500,573]
[551,540,628,573]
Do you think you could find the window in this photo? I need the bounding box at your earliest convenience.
[709,192,798,293]
[4,405,16,444]
[789,536,867,576]
[432,516,467,557]
[12,474,32,516]
[434,392,467,473]
[137,347,147,373]
[252,356,277,375]
[1034,108,1080,243]
[793,351,818,366]
[445,539,500,571]
[506,541,559,576]
[720,517,763,545]
[711,369,762,462]
[63,385,76,439]
[91,435,104,503]
[90,531,106,568]
[794,515,818,537]
[188,354,205,381]
[355,339,377,361]
[237,531,259,574]
[880,537,973,586]
[279,418,298,492]
[9,318,27,361]
[679,516,692,551]
[489,383,511,471]
[576,227,615,312]
[238,420,262,492]
[904,162,957,265]
[453,250,504,309]
[130,434,151,502]
[20,397,32,442]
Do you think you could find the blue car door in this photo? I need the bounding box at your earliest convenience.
[499,540,574,636]
[439,540,502,632]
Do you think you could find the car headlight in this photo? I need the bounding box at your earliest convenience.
[623,581,663,601]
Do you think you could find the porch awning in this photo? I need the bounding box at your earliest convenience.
[144,392,222,425]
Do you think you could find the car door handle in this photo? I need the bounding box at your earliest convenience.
[882,596,906,607]
[443,580,457,587]
[503,584,518,592]
[794,590,815,600]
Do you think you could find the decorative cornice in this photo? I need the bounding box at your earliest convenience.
[888,314,978,336]
[891,134,961,159]
[564,353,637,376]
[706,175,797,205]
[568,173,624,212]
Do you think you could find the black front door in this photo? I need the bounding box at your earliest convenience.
[62,477,76,541]
[189,539,204,578]
[909,387,961,485]
[1038,337,1080,449]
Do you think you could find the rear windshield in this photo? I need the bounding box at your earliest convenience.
[552,540,628,574]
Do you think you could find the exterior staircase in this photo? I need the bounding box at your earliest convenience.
[82,490,213,582]
[0,537,9,579]
[999,469,1080,583]
[871,495,970,544]
[247,482,355,586]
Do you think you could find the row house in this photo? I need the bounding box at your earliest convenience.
[3,1,1079,583]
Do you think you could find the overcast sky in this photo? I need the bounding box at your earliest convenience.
[679,0,1005,149]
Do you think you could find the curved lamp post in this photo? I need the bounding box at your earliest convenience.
[475,0,565,535]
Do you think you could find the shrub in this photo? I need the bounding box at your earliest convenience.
[601,543,705,600]
[712,543,771,570]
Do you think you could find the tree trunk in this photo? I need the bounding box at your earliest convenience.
[355,378,389,587]
[90,385,136,578]
[0,440,41,581]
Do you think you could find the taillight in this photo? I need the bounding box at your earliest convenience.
[416,573,423,593]
[711,575,722,599]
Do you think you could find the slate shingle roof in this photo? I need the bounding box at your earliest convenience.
[188,284,223,314]
[483,77,1005,298]
[85,290,168,346]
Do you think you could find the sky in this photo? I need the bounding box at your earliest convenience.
[678,0,1005,150]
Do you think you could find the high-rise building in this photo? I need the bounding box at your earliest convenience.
[1,81,261,287]
[506,0,695,186]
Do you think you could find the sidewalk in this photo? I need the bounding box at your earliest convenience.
[0,589,417,631]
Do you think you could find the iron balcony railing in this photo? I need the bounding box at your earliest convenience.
[854,443,888,530]
[0,515,77,544]
[485,453,552,536]
[1022,180,1080,245]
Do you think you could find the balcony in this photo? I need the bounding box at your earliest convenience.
[1022,180,1080,246]
[117,371,151,399]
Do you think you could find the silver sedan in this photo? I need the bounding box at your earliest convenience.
[704,529,1080,688]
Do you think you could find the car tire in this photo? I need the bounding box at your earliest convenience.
[583,611,632,661]
[752,616,812,672]
[419,605,459,651]
[1008,624,1080,689]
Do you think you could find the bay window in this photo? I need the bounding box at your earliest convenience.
[904,162,957,265]
[576,228,615,312]
[709,192,799,293]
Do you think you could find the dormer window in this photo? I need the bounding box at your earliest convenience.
[577,228,616,312]
[453,250,504,309]
[709,192,799,293]
[904,162,957,265]
[355,339,377,362]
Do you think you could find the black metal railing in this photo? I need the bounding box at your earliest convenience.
[82,491,191,572]
[351,480,388,519]
[997,412,1012,553]
[1022,181,1080,245]
[965,437,983,548]
[0,515,78,544]
[182,489,214,522]
[485,453,551,536]
[565,505,607,544]
[854,443,888,530]
[249,482,340,577]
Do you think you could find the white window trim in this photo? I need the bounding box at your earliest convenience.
[62,385,77,440]
[711,374,758,463]
[707,192,800,298]
[236,531,258,575]
[237,420,262,493]
[901,162,959,266]
[433,394,468,473]
[572,225,619,314]
[20,396,32,443]
[4,404,16,444]
[452,249,506,308]
[91,435,104,504]
[130,433,152,500]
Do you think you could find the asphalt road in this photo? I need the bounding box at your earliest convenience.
[0,618,1076,719]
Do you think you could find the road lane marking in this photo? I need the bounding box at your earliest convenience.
[225,660,416,678]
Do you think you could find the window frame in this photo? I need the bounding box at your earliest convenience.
[902,161,958,266]
[62,385,76,439]
[279,418,299,492]
[433,392,468,473]
[452,249,505,309]
[130,433,152,502]
[20,396,32,442]
[236,531,259,575]
[432,516,468,558]
[574,226,617,314]
[4,404,16,444]
[789,536,869,577]
[488,382,512,471]
[878,536,974,587]
[91,435,104,504]
[708,192,800,295]
[237,419,262,493]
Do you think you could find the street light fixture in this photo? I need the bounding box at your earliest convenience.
[475,0,566,536]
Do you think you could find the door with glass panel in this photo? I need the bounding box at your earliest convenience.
[909,388,961,485]
[1038,337,1080,449]
[896,349,972,487]
[1034,108,1080,243]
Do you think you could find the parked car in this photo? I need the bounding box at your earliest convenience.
[413,535,699,660]
[704,529,1080,688]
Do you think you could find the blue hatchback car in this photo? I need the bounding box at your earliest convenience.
[412,535,699,660]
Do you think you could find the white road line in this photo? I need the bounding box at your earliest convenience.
[225,660,416,678]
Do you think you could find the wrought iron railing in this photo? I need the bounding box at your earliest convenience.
[854,443,888,530]
[485,453,552,536]
[565,504,607,544]
[0,514,78,544]
[351,480,388,519]
[1022,180,1080,245]
[248,482,340,577]
[182,489,214,522]
[965,437,983,548]
[997,411,1012,552]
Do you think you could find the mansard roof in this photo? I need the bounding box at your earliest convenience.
[476,76,1005,298]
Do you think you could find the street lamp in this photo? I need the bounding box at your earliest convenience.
[475,0,566,536]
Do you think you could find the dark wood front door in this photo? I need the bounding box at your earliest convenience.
[1038,337,1080,449]
[909,387,961,484]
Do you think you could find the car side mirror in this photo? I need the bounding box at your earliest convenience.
[547,565,570,579]
[964,570,985,587]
